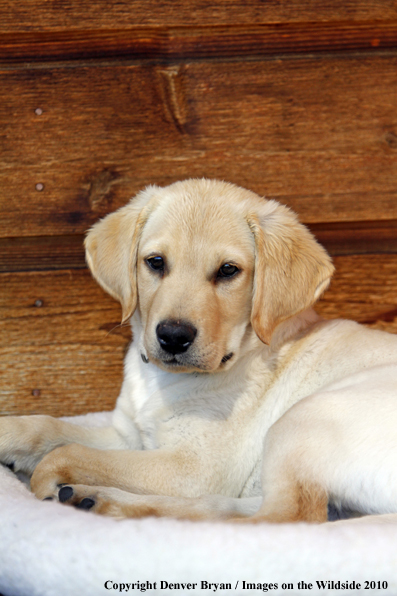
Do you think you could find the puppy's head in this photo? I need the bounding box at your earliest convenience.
[85,179,334,373]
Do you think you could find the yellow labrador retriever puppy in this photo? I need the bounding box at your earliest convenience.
[1,179,397,523]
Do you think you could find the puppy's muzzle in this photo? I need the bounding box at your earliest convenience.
[156,320,197,355]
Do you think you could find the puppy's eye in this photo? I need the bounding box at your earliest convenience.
[146,256,165,272]
[217,263,239,279]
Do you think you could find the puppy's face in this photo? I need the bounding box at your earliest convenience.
[136,190,255,373]
[85,179,334,375]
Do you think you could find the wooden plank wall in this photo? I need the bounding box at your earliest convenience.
[1,1,397,416]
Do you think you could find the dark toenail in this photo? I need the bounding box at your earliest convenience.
[75,498,95,510]
[59,486,74,502]
[43,496,54,501]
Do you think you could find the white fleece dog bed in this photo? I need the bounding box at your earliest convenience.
[1,412,397,596]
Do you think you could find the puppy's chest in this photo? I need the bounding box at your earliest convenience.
[133,387,227,450]
[134,406,163,450]
[131,367,251,451]
[129,369,206,449]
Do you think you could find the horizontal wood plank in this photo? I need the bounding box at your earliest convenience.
[2,1,397,32]
[316,254,397,334]
[2,22,397,63]
[1,56,397,239]
[1,255,397,416]
[309,220,397,255]
[0,235,87,272]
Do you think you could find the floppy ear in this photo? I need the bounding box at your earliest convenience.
[84,186,159,323]
[247,201,334,345]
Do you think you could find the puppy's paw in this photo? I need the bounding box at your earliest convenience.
[58,485,96,511]
[45,484,168,519]
[52,484,129,518]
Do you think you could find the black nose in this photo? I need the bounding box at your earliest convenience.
[156,320,197,355]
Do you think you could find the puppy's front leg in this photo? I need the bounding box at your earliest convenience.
[49,484,263,520]
[30,443,205,500]
[0,415,131,475]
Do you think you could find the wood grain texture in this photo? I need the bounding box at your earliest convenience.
[0,269,129,416]
[1,1,397,32]
[1,56,397,240]
[1,256,396,417]
[316,254,397,334]
[0,235,87,272]
[2,22,397,63]
[309,220,397,255]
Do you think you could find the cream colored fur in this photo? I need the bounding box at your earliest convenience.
[1,179,397,524]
